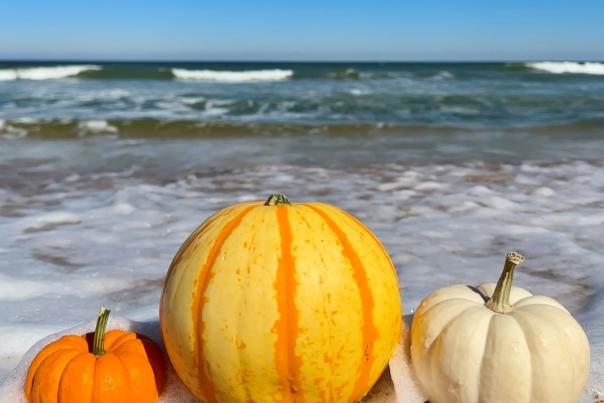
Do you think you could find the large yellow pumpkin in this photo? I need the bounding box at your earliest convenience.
[160,194,402,402]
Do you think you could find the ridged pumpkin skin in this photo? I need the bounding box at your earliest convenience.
[24,329,166,403]
[160,198,402,402]
[411,260,590,403]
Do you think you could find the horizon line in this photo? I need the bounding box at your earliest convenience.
[0,58,602,64]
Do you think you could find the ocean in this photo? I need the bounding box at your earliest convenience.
[1,61,603,400]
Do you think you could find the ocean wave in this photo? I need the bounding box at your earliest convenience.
[3,118,604,140]
[0,119,27,139]
[77,120,118,135]
[0,119,467,139]
[431,70,454,80]
[171,68,293,82]
[526,61,604,75]
[326,68,361,80]
[0,65,101,80]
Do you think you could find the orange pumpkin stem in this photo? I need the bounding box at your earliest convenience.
[93,307,111,356]
[264,193,291,206]
[486,251,524,314]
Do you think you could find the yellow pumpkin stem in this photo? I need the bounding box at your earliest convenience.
[264,193,291,206]
[93,307,111,356]
[486,251,524,314]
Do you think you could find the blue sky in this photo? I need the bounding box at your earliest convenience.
[2,0,603,60]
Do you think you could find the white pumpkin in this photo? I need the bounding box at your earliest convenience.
[410,252,590,403]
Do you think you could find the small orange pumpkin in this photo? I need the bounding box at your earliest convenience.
[24,308,166,403]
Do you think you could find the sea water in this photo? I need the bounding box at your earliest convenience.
[0,61,603,401]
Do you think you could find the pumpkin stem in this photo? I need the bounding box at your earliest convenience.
[485,251,524,314]
[264,193,291,206]
[92,307,111,356]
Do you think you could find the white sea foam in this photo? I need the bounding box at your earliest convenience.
[77,120,118,135]
[431,70,454,80]
[171,68,293,82]
[0,119,27,139]
[21,211,81,232]
[349,88,372,96]
[0,65,100,80]
[527,61,604,75]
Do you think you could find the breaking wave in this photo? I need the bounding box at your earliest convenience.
[526,61,604,75]
[0,65,101,80]
[3,118,604,140]
[171,68,293,82]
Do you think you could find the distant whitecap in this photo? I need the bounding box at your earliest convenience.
[0,65,101,80]
[526,61,604,75]
[171,68,293,82]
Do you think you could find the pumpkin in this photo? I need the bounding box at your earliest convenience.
[410,251,590,403]
[24,308,166,403]
[160,194,402,402]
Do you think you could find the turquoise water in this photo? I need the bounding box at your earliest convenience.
[1,61,604,129]
[2,61,604,160]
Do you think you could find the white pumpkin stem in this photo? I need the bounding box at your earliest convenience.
[92,307,111,356]
[486,251,524,314]
[264,193,291,206]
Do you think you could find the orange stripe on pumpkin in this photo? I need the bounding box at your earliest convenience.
[191,205,256,403]
[307,205,379,402]
[163,205,236,285]
[335,207,396,274]
[274,205,304,402]
[160,209,230,320]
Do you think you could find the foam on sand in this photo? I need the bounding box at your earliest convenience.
[0,65,101,80]
[171,68,293,82]
[526,61,604,75]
